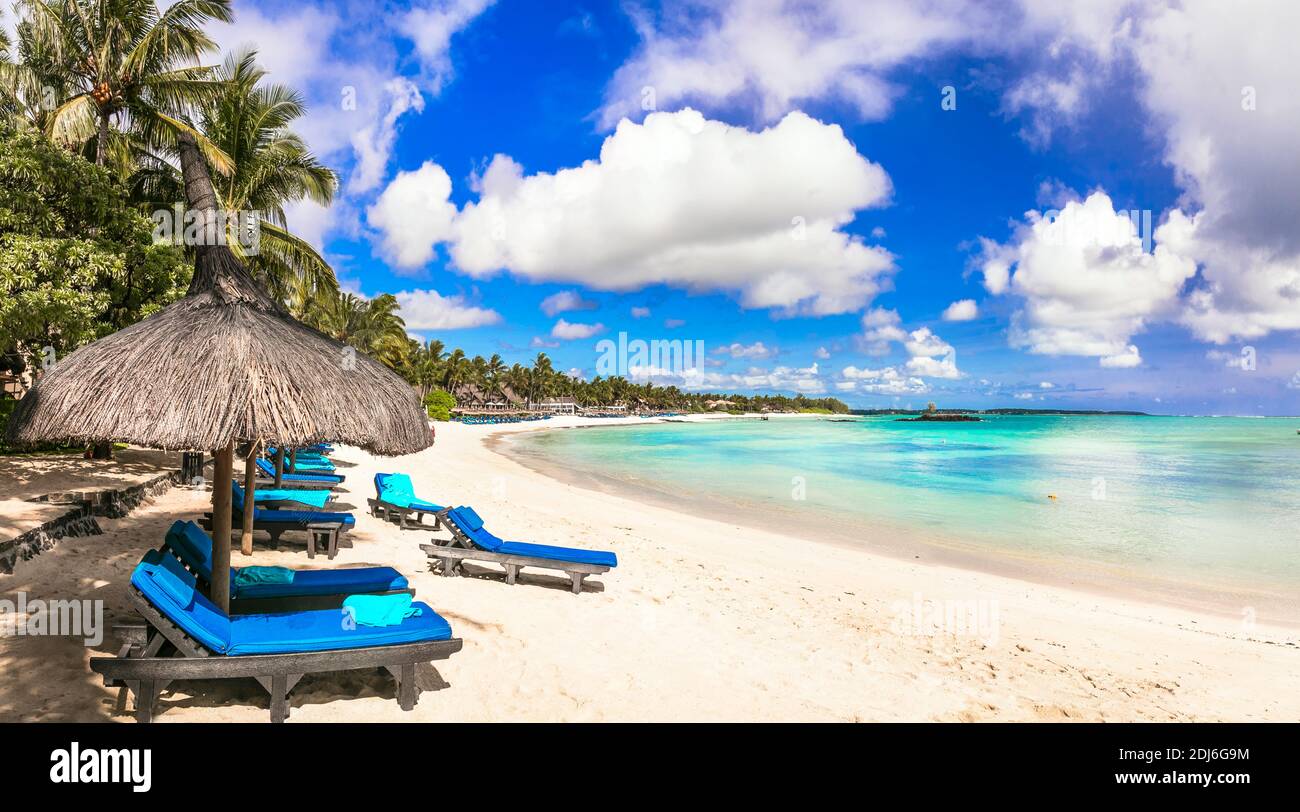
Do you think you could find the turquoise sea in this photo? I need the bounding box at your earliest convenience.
[506,415,1300,620]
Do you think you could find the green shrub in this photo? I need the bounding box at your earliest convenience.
[424,388,455,421]
[0,396,14,437]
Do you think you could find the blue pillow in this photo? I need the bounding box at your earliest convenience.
[151,553,199,609]
[458,506,485,532]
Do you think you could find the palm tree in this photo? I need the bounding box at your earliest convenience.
[17,0,235,170]
[0,26,23,120]
[469,354,488,388]
[528,352,553,405]
[484,353,505,384]
[138,49,339,301]
[404,339,445,399]
[309,292,409,370]
[441,348,469,392]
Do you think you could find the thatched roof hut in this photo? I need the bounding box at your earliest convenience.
[5,133,430,611]
[5,147,428,456]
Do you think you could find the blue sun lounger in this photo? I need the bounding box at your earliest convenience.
[202,481,355,559]
[160,520,409,612]
[422,506,617,595]
[263,447,337,473]
[368,473,444,530]
[89,550,461,722]
[254,457,345,489]
[250,485,332,510]
[279,454,336,473]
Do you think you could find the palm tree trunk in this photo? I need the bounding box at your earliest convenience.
[96,111,109,166]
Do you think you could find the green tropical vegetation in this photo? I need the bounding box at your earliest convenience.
[423,389,455,421]
[0,0,845,428]
[0,127,189,372]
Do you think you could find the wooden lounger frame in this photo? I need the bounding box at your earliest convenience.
[421,509,610,595]
[90,589,462,723]
[159,544,413,614]
[201,511,346,560]
[368,497,442,531]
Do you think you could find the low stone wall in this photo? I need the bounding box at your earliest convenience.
[0,471,179,574]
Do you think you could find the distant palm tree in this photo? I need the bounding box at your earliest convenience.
[404,339,445,398]
[485,353,506,384]
[17,0,235,170]
[441,348,470,391]
[311,292,408,369]
[528,352,553,405]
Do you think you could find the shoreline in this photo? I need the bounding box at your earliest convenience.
[489,416,1300,628]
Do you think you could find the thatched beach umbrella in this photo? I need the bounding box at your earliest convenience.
[5,134,431,611]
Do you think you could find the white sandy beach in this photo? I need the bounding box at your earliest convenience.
[1,415,1297,722]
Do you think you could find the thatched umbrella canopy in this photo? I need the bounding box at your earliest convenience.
[5,134,431,611]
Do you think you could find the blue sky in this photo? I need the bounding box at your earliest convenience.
[177,0,1300,414]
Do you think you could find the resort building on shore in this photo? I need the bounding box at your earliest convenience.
[535,396,578,415]
[450,383,527,414]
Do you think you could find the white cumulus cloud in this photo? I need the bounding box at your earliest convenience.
[714,341,778,360]
[441,109,895,316]
[402,0,497,92]
[540,290,598,317]
[598,0,997,129]
[551,319,606,340]
[393,289,501,330]
[366,162,458,269]
[941,299,978,321]
[980,192,1194,365]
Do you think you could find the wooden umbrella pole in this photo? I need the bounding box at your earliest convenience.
[290,448,297,472]
[241,440,260,556]
[210,439,235,613]
[274,446,285,487]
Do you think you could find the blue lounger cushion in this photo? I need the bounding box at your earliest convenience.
[375,473,443,513]
[163,521,402,599]
[134,550,232,653]
[225,604,448,655]
[263,449,335,472]
[294,459,335,471]
[232,482,354,527]
[445,507,500,551]
[253,488,330,509]
[268,446,330,459]
[496,541,618,568]
[131,551,450,656]
[445,506,617,567]
[251,507,355,527]
[255,458,344,484]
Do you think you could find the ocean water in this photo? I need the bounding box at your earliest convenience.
[507,415,1300,618]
